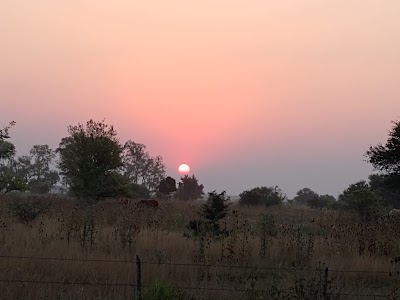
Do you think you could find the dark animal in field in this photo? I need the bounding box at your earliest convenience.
[137,199,159,208]
[117,197,130,205]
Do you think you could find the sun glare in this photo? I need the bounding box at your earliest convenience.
[178,164,190,174]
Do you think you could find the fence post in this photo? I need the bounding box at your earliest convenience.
[136,255,142,300]
[323,266,329,300]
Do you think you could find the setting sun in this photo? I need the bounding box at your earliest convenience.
[178,164,190,174]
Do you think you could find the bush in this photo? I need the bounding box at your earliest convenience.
[142,282,183,300]
[239,186,286,206]
[97,172,150,199]
[307,194,336,209]
[7,196,50,224]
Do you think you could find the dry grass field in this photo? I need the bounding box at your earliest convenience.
[1,194,400,299]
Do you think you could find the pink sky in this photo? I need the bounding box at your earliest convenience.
[1,1,400,197]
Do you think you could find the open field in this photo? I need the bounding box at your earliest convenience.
[1,194,400,299]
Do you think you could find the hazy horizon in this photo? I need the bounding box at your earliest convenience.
[2,1,400,198]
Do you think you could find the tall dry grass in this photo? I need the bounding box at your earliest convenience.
[1,194,400,299]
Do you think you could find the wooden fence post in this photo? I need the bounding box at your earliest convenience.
[136,255,142,300]
[323,266,329,300]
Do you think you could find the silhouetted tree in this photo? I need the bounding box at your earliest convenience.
[239,186,286,206]
[367,174,400,208]
[57,119,123,200]
[365,120,400,188]
[0,121,15,141]
[158,176,177,198]
[0,141,16,161]
[338,181,383,220]
[27,145,59,193]
[187,191,230,239]
[0,122,26,193]
[293,188,319,205]
[176,175,204,201]
[123,140,166,192]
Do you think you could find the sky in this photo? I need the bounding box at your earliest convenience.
[1,1,400,198]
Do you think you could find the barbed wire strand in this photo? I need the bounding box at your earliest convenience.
[0,255,393,275]
[0,278,389,297]
[0,279,134,287]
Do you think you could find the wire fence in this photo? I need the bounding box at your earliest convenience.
[0,254,393,274]
[0,254,397,299]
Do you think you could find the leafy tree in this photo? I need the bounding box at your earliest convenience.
[0,121,15,141]
[0,122,26,193]
[30,145,55,178]
[57,119,123,200]
[0,141,16,177]
[123,140,166,192]
[123,141,148,183]
[368,173,400,208]
[338,181,383,220]
[307,194,336,209]
[143,156,166,192]
[28,145,59,193]
[175,175,204,201]
[6,145,59,194]
[293,188,319,205]
[14,155,32,181]
[0,141,16,161]
[239,186,286,206]
[158,176,177,198]
[365,120,400,188]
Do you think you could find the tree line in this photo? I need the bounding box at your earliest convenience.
[0,120,204,201]
[1,118,400,216]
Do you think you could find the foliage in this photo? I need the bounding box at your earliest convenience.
[0,141,16,161]
[3,145,59,194]
[239,186,286,206]
[158,176,177,197]
[7,196,50,224]
[142,282,183,300]
[0,121,15,141]
[288,263,339,300]
[338,181,383,219]
[122,140,166,192]
[368,174,400,208]
[365,120,400,188]
[175,175,204,201]
[307,194,336,209]
[18,145,59,193]
[0,123,27,193]
[258,213,277,257]
[0,174,27,194]
[201,191,230,236]
[99,171,150,199]
[187,191,230,238]
[57,119,123,200]
[294,188,319,205]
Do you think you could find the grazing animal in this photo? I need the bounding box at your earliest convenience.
[137,199,159,208]
[389,208,400,216]
[117,197,130,205]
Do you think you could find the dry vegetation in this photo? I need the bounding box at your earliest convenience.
[1,194,400,299]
